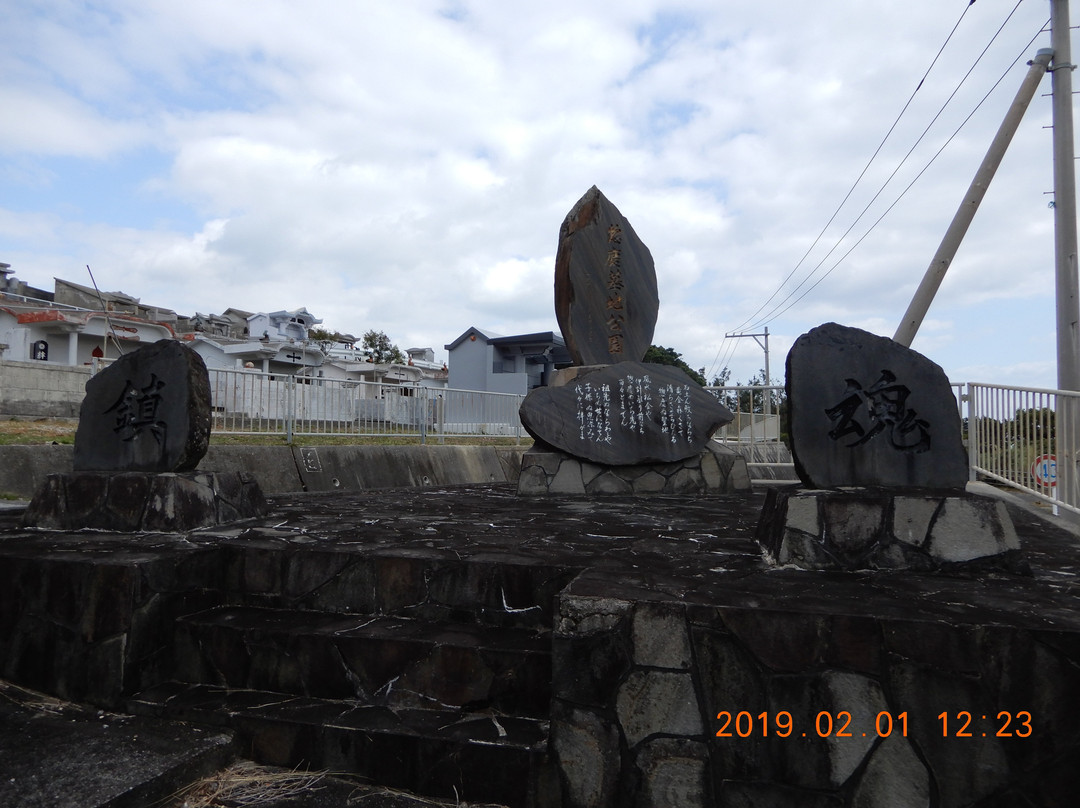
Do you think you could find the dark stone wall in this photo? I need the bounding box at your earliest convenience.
[550,591,1080,807]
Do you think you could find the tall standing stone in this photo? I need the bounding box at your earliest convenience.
[786,323,967,489]
[555,186,659,365]
[758,323,1024,573]
[73,339,212,472]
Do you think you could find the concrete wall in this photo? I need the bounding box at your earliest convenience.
[0,360,90,418]
[0,443,529,499]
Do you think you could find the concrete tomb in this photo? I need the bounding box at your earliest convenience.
[23,339,267,531]
[758,322,1025,572]
[519,186,745,495]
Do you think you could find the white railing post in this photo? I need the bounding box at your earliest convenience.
[965,383,977,483]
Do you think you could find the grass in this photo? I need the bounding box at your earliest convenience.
[0,418,77,445]
[0,417,529,448]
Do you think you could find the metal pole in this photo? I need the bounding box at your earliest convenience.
[895,49,1053,346]
[758,327,771,421]
[1052,0,1080,390]
[1051,0,1080,515]
[724,328,772,418]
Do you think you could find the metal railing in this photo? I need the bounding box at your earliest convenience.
[706,385,796,481]
[205,368,525,443]
[966,382,1080,516]
[706,385,786,444]
[88,359,1080,510]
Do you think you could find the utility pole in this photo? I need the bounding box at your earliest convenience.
[1051,0,1080,514]
[1051,0,1080,392]
[724,327,772,419]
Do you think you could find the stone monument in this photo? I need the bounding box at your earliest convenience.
[518,186,750,496]
[23,339,268,531]
[756,323,1026,572]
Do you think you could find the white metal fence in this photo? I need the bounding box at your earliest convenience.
[205,368,525,443]
[89,361,1080,510]
[966,382,1080,516]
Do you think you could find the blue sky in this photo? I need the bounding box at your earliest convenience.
[0,0,1070,388]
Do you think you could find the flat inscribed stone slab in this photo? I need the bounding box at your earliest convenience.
[787,323,967,489]
[519,361,733,465]
[555,186,659,365]
[74,339,211,472]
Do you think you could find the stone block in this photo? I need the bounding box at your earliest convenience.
[634,738,709,808]
[632,470,668,494]
[551,703,622,808]
[590,470,633,495]
[769,670,887,789]
[632,602,691,670]
[926,497,1020,562]
[550,459,587,495]
[757,487,1028,573]
[852,734,930,808]
[892,496,939,547]
[616,669,703,747]
[22,471,268,532]
[517,444,751,497]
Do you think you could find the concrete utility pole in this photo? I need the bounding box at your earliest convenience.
[894,49,1053,346]
[724,327,771,418]
[1050,0,1080,515]
[1051,0,1080,392]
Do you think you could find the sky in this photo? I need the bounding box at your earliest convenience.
[1,0,1072,388]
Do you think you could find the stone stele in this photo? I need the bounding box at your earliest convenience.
[787,322,967,489]
[73,339,212,472]
[555,186,659,365]
[519,361,733,465]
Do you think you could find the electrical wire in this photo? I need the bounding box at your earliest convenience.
[750,20,1046,329]
[707,1,979,383]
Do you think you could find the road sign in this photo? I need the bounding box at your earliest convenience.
[1032,454,1057,487]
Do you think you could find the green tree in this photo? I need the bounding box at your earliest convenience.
[642,344,706,386]
[307,327,337,354]
[362,329,406,364]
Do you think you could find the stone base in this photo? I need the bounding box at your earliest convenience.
[756,486,1030,574]
[517,442,752,497]
[22,471,269,532]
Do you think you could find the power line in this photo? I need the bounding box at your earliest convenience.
[708,1,979,383]
[751,21,1047,329]
[724,1,978,339]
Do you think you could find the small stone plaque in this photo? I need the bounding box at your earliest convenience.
[787,323,967,489]
[73,339,211,472]
[519,361,733,465]
[555,186,659,365]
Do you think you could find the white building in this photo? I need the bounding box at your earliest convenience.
[0,307,175,365]
[444,327,570,394]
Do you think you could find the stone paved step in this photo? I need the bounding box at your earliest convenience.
[128,682,554,807]
[0,679,234,808]
[174,605,553,717]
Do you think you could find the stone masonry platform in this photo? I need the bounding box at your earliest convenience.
[1,484,1079,807]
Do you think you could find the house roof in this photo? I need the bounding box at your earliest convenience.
[489,331,566,349]
[444,326,502,351]
[14,309,175,336]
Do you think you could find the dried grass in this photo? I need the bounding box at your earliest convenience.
[164,761,510,807]
[167,761,329,807]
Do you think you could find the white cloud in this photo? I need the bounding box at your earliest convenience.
[0,0,1066,387]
